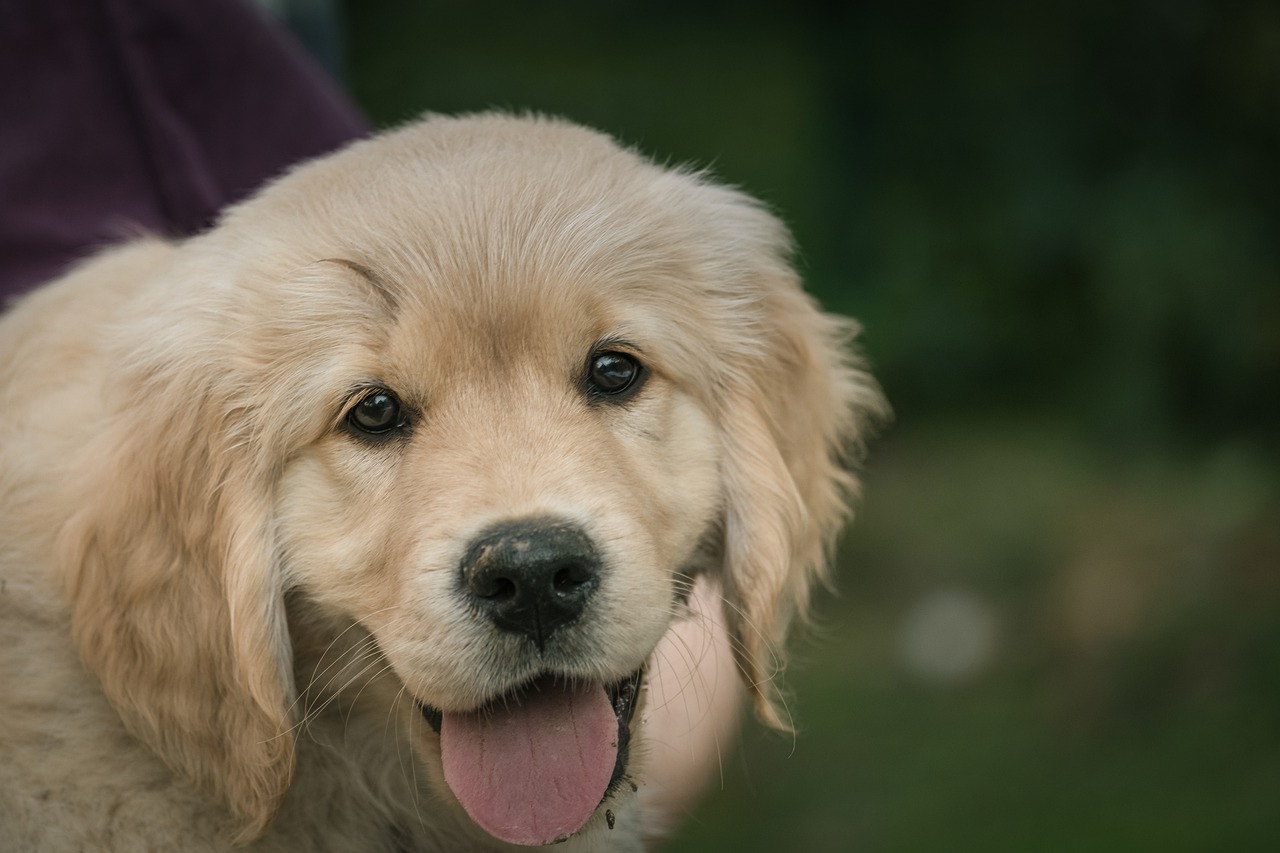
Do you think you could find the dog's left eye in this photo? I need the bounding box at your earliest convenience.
[347,390,405,435]
[586,351,643,398]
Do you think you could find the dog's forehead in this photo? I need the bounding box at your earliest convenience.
[372,261,643,395]
[346,204,701,389]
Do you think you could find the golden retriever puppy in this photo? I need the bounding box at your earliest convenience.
[0,113,884,851]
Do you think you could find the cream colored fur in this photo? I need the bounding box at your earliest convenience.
[0,114,884,851]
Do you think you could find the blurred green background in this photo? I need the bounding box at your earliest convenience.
[326,0,1280,848]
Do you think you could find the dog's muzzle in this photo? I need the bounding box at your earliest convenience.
[415,519,642,846]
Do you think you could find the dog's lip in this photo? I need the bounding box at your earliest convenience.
[417,666,644,794]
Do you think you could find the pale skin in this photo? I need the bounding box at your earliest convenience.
[638,575,744,841]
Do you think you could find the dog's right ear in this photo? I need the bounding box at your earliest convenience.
[713,294,883,729]
[56,338,297,841]
[692,187,888,730]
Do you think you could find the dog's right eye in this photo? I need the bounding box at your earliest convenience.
[347,390,405,436]
[585,350,644,400]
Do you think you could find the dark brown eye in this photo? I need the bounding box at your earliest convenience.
[348,390,404,435]
[587,351,643,397]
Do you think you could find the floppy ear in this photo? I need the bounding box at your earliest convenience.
[715,275,886,730]
[57,364,296,841]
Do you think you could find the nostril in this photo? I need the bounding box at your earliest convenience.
[473,574,517,601]
[553,561,591,593]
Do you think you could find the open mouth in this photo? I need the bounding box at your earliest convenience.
[418,668,643,846]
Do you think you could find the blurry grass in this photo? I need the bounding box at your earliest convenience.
[663,418,1280,852]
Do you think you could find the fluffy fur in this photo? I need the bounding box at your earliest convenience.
[0,114,884,851]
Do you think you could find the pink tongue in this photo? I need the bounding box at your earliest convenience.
[440,681,618,846]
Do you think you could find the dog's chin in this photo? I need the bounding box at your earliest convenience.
[417,668,644,846]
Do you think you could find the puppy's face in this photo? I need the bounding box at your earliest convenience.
[275,250,723,843]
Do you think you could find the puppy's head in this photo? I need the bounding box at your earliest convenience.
[58,114,884,844]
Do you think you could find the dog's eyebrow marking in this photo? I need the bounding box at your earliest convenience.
[592,335,646,356]
[317,257,399,313]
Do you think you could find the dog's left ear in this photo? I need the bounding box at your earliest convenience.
[56,328,297,841]
[709,214,888,730]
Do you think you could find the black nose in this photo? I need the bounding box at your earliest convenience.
[460,520,601,650]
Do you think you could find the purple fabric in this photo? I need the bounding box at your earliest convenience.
[0,0,370,302]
